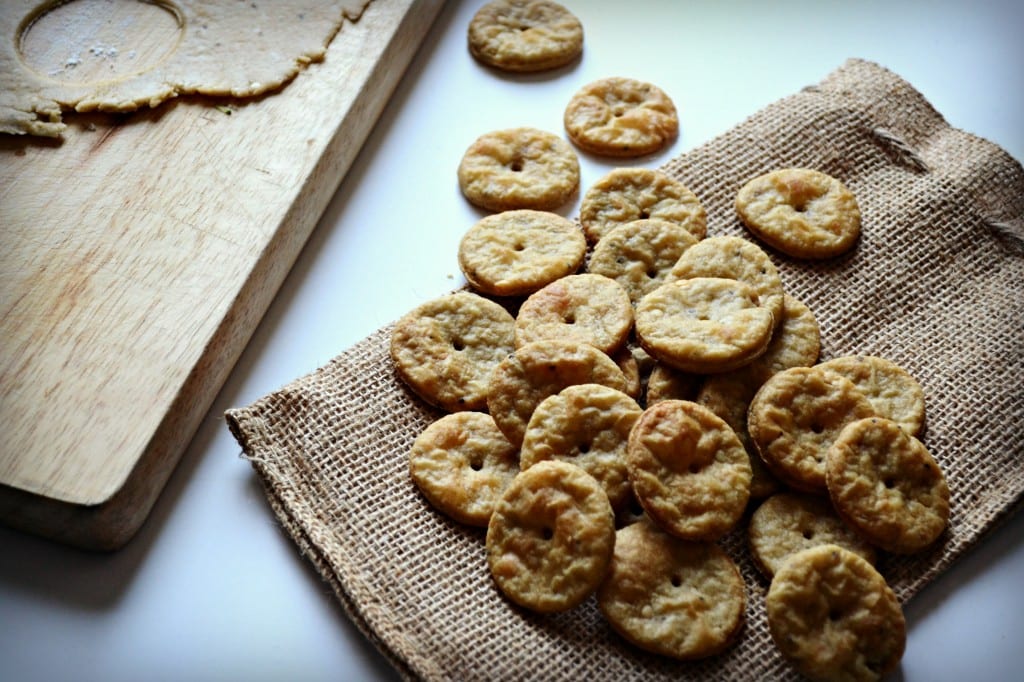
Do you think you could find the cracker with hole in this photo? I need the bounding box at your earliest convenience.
[458,209,586,297]
[520,384,642,511]
[634,277,775,374]
[486,460,615,613]
[826,417,949,554]
[736,167,861,259]
[514,273,634,354]
[766,544,906,681]
[457,126,580,211]
[390,291,515,412]
[564,77,679,157]
[579,167,706,244]
[626,400,751,541]
[598,519,746,661]
[748,492,876,579]
[748,365,877,493]
[409,412,519,527]
[818,355,926,436]
[588,218,700,304]
[467,0,583,73]
[487,339,629,447]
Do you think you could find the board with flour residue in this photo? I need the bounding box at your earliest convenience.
[0,0,444,549]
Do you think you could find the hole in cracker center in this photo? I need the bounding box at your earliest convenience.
[19,0,184,85]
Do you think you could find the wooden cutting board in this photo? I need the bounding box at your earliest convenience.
[0,0,443,550]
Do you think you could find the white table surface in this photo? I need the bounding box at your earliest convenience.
[2,1,1023,680]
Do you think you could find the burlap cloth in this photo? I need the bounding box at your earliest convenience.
[225,59,1024,680]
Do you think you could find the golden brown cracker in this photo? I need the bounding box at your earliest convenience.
[486,460,615,612]
[457,126,580,211]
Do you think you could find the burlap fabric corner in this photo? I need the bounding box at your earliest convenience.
[225,58,1024,681]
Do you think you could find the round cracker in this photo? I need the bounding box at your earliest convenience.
[634,277,775,374]
[467,0,583,73]
[588,218,700,304]
[748,366,876,493]
[409,412,519,526]
[520,384,642,510]
[766,544,905,681]
[564,77,679,157]
[457,126,580,212]
[458,209,586,297]
[390,291,515,412]
[736,167,861,259]
[514,273,634,354]
[627,400,752,541]
[826,417,949,554]
[598,519,746,660]
[486,460,615,612]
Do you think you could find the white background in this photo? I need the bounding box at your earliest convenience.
[2,1,1023,680]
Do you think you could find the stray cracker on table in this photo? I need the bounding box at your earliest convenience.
[467,0,583,73]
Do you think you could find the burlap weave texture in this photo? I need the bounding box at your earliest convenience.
[226,59,1024,681]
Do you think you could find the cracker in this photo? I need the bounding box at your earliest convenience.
[748,366,876,493]
[458,209,586,297]
[644,363,702,406]
[487,339,629,447]
[696,373,781,500]
[826,417,950,554]
[818,355,926,436]
[668,235,785,332]
[467,0,583,73]
[634,277,775,374]
[520,384,642,511]
[627,400,752,541]
[457,127,580,212]
[579,167,706,244]
[748,492,877,579]
[612,344,643,400]
[745,294,821,383]
[564,77,679,157]
[409,412,519,527]
[736,167,861,259]
[598,519,746,660]
[588,218,700,304]
[390,292,515,412]
[766,544,905,681]
[514,273,634,354]
[486,460,615,612]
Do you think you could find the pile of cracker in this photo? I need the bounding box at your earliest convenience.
[390,2,950,680]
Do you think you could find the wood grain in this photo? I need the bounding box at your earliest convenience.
[0,0,443,550]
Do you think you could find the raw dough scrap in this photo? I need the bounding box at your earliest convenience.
[0,0,373,138]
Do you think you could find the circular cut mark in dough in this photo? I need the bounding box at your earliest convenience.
[19,0,184,86]
[1,0,372,137]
